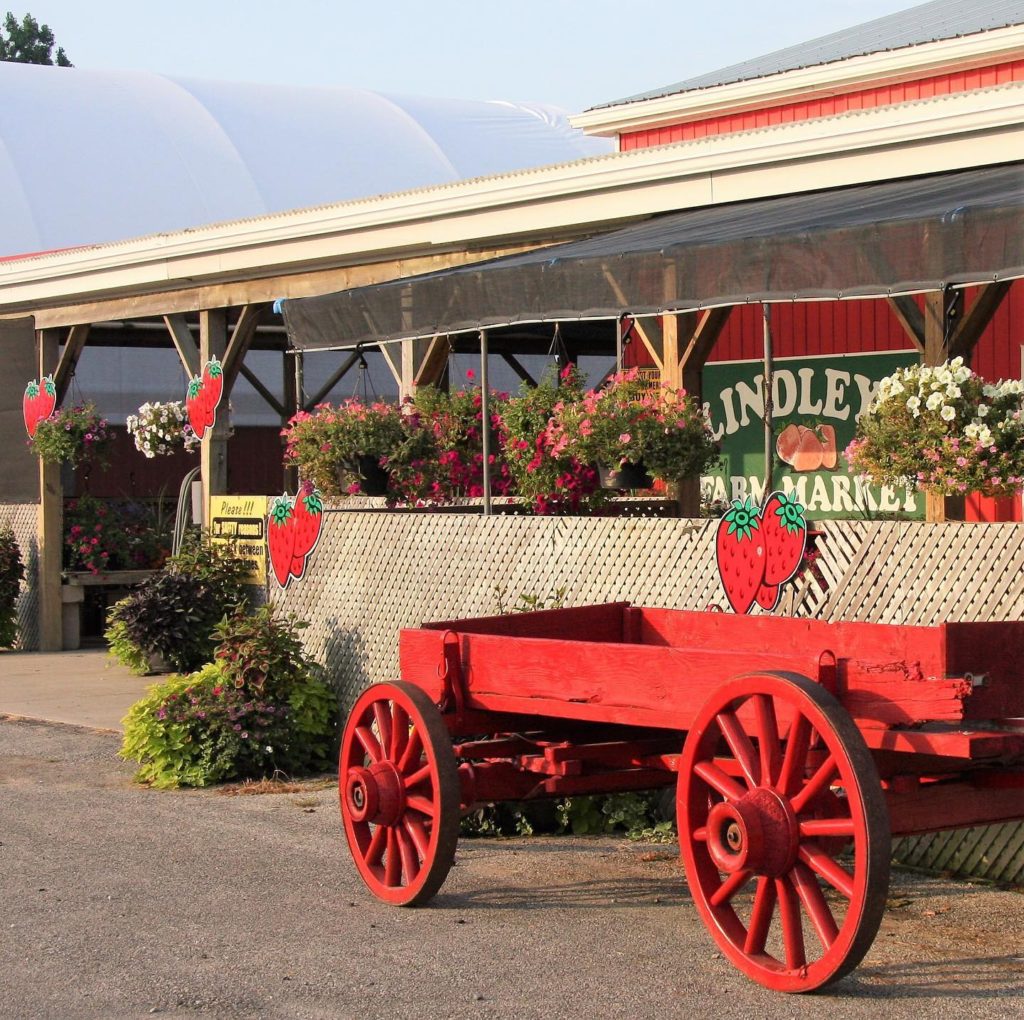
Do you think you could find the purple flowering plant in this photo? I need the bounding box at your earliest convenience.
[29,401,112,466]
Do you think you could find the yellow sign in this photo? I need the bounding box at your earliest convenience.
[210,495,269,585]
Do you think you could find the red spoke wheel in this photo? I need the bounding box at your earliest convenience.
[678,672,890,993]
[339,681,460,906]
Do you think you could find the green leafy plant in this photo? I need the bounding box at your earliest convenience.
[64,495,173,574]
[119,606,337,788]
[557,792,674,841]
[0,521,25,649]
[846,356,1024,497]
[546,368,719,484]
[105,534,249,674]
[493,584,568,615]
[29,402,112,466]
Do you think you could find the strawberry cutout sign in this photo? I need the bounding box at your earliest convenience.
[184,357,225,440]
[715,491,807,614]
[23,376,57,437]
[267,485,324,588]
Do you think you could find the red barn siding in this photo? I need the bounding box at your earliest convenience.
[624,284,1023,381]
[620,58,1024,151]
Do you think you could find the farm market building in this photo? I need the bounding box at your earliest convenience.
[2,0,1024,652]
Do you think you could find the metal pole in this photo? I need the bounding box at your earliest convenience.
[480,329,492,516]
[762,304,774,499]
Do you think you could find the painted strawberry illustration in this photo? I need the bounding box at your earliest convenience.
[37,376,56,420]
[23,380,40,437]
[202,358,224,427]
[760,490,808,586]
[715,497,766,615]
[267,494,296,588]
[186,375,206,439]
[755,583,781,612]
[290,484,324,579]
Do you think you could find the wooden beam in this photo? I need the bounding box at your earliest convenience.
[631,319,664,372]
[27,243,553,329]
[923,290,952,367]
[36,329,62,651]
[163,313,199,376]
[281,351,298,492]
[304,349,362,409]
[948,281,1013,362]
[51,323,90,403]
[200,309,228,526]
[239,364,284,417]
[680,306,732,397]
[501,352,536,388]
[221,303,269,393]
[413,335,450,390]
[378,343,403,388]
[886,296,925,353]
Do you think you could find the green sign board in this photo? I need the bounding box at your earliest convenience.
[701,350,921,520]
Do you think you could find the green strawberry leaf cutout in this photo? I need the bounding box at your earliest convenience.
[302,489,324,516]
[270,496,294,524]
[42,377,55,397]
[772,491,807,534]
[723,497,761,541]
[188,376,203,398]
[205,358,222,379]
[25,380,38,398]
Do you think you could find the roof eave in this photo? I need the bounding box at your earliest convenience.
[572,22,1024,137]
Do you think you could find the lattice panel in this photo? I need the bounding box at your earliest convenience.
[893,822,1024,887]
[0,502,39,651]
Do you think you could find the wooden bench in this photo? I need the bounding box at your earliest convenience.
[61,569,157,650]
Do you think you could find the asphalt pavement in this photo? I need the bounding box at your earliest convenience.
[1,652,1023,1018]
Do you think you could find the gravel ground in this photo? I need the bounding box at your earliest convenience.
[1,716,1022,1020]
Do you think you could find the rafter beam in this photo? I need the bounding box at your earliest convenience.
[501,353,536,387]
[239,364,284,417]
[303,349,363,409]
[221,303,270,392]
[948,281,1013,361]
[886,296,925,353]
[51,323,90,403]
[413,335,450,389]
[378,343,403,388]
[163,313,200,376]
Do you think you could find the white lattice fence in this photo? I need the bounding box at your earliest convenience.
[0,502,38,651]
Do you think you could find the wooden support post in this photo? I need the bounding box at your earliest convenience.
[36,329,63,651]
[163,313,200,377]
[948,281,1013,364]
[400,340,416,401]
[199,309,228,527]
[923,290,958,522]
[282,350,298,492]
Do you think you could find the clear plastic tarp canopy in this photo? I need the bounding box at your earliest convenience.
[283,162,1024,350]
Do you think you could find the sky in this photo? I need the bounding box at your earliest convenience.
[25,0,920,113]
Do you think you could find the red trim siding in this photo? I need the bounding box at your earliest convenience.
[624,284,1023,382]
[620,58,1024,150]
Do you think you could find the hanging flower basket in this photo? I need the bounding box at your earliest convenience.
[597,460,654,490]
[29,402,112,467]
[126,401,199,458]
[349,455,390,497]
[846,357,1024,508]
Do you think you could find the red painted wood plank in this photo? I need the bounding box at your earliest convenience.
[887,781,1024,836]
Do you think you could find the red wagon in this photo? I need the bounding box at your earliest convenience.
[337,602,1024,992]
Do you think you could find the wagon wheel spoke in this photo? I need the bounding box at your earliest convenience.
[790,754,838,815]
[693,760,746,803]
[355,724,383,764]
[340,682,460,906]
[743,877,776,955]
[798,818,856,839]
[798,844,855,900]
[404,763,432,790]
[776,712,812,796]
[390,703,409,762]
[716,709,760,789]
[776,874,807,971]
[372,702,393,760]
[753,694,782,788]
[395,825,420,886]
[679,672,890,992]
[710,868,753,907]
[791,861,839,949]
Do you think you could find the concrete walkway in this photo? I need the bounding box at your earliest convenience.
[0,648,152,731]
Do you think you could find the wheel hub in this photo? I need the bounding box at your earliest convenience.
[706,788,798,878]
[344,763,405,826]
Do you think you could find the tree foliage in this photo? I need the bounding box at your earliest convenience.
[0,11,72,66]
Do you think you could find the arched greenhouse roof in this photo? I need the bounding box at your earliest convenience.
[0,62,611,257]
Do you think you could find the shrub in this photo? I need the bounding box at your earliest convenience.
[0,522,25,649]
[64,495,173,574]
[120,606,337,788]
[105,534,249,674]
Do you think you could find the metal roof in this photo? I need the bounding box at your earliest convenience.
[592,0,1024,109]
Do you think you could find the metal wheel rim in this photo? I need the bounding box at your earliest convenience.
[339,681,460,906]
[678,671,890,993]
